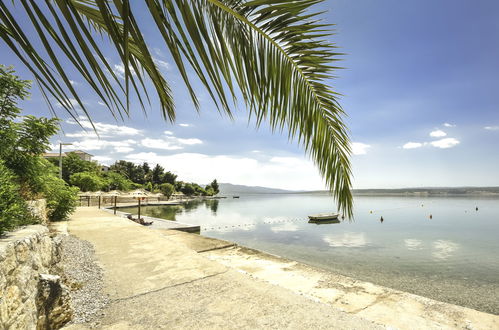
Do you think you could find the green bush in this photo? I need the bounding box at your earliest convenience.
[159,183,174,199]
[70,171,104,192]
[43,174,78,221]
[0,161,36,235]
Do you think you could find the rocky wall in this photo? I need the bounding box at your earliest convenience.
[0,225,71,329]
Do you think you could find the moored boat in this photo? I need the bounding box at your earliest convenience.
[308,213,339,221]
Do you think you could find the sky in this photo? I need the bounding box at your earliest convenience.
[2,0,499,190]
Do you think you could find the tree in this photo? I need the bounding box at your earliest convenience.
[144,181,153,192]
[0,1,353,216]
[102,172,132,191]
[0,66,77,225]
[162,171,177,185]
[48,152,100,183]
[159,183,175,199]
[70,172,104,192]
[181,183,195,196]
[210,179,220,195]
[151,164,164,185]
[0,160,34,235]
[109,160,145,184]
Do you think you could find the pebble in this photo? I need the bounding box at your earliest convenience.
[58,234,110,327]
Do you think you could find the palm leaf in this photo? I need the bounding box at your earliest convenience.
[0,0,353,216]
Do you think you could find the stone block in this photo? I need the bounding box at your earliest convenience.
[36,274,72,330]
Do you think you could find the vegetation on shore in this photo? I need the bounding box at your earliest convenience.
[49,155,220,197]
[0,66,78,235]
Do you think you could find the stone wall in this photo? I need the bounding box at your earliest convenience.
[27,199,48,225]
[0,225,71,329]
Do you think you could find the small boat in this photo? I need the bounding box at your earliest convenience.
[308,218,340,225]
[233,196,240,199]
[308,213,339,221]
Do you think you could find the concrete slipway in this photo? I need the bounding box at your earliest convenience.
[59,207,498,329]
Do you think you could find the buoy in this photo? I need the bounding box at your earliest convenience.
[380,216,384,223]
[476,207,478,211]
[429,214,433,219]
[370,211,373,214]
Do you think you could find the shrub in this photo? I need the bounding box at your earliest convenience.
[0,161,36,235]
[42,174,78,221]
[70,171,104,192]
[159,183,174,199]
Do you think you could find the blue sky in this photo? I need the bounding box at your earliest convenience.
[2,0,499,190]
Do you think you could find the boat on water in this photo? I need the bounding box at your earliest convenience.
[308,218,340,225]
[308,213,339,221]
[233,196,240,199]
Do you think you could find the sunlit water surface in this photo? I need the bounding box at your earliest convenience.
[121,194,499,314]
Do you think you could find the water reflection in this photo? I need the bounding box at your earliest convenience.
[323,232,369,248]
[121,199,220,221]
[205,199,219,214]
[270,223,299,233]
[404,239,423,251]
[432,240,459,260]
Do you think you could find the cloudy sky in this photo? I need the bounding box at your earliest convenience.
[3,0,499,190]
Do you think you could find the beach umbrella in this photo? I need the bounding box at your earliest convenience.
[102,190,123,213]
[148,192,163,203]
[122,189,150,219]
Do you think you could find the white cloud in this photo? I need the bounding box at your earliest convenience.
[179,123,191,127]
[430,138,460,149]
[351,142,371,155]
[164,130,174,135]
[66,139,136,151]
[123,152,324,191]
[153,48,163,57]
[153,58,170,71]
[323,233,368,248]
[141,138,184,150]
[484,126,499,131]
[430,130,447,138]
[140,135,202,150]
[65,131,96,138]
[93,155,112,163]
[56,98,81,109]
[113,63,136,78]
[69,80,77,86]
[251,150,261,153]
[114,146,134,153]
[403,142,424,149]
[97,101,106,106]
[176,138,202,145]
[66,116,141,137]
[443,123,456,128]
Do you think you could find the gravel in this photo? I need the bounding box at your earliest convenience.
[57,234,110,327]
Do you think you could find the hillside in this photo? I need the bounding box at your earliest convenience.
[217,183,295,195]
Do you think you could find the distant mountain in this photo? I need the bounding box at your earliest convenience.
[352,187,499,196]
[217,183,296,195]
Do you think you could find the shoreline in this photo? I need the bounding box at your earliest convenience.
[103,200,499,315]
[52,207,499,329]
[157,228,499,329]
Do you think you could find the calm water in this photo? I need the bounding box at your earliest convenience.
[121,194,499,314]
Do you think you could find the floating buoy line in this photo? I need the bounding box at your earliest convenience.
[202,217,304,232]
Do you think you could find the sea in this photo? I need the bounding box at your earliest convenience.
[120,193,499,315]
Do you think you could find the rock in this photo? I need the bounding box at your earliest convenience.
[36,274,73,330]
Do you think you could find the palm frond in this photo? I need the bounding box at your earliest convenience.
[0,0,353,216]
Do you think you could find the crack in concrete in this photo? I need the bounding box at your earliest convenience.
[110,269,229,303]
[350,293,395,314]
